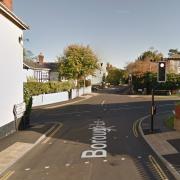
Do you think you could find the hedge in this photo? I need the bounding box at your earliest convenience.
[132,73,180,94]
[24,81,75,97]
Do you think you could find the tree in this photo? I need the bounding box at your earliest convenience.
[168,49,180,57]
[138,50,163,62]
[23,48,34,61]
[57,44,99,83]
[126,49,163,75]
[106,68,127,85]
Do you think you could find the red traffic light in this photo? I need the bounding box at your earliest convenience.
[157,61,166,82]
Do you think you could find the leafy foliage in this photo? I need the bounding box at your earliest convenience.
[57,44,99,81]
[168,49,180,57]
[126,49,163,75]
[24,81,75,97]
[23,48,35,61]
[138,50,163,62]
[106,68,127,85]
[165,115,174,129]
[132,72,180,94]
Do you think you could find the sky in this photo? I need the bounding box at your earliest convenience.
[14,0,180,68]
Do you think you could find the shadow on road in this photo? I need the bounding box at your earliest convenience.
[0,93,177,179]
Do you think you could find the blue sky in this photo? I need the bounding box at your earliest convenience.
[14,0,180,68]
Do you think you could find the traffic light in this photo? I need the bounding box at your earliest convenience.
[157,61,166,82]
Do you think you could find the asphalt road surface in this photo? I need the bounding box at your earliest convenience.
[3,87,177,180]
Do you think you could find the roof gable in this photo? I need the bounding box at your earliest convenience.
[23,60,50,71]
[0,2,29,30]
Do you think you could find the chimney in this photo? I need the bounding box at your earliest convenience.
[1,0,13,11]
[106,63,111,71]
[38,53,44,65]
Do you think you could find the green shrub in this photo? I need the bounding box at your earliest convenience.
[78,80,91,88]
[132,72,180,94]
[24,81,75,97]
[23,85,33,128]
[23,80,75,128]
[165,115,174,129]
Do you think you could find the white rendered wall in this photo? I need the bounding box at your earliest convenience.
[0,14,24,127]
[32,92,69,107]
[32,86,92,107]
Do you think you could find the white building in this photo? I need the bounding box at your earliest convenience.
[168,54,180,74]
[0,0,28,137]
[23,53,59,82]
[87,62,108,85]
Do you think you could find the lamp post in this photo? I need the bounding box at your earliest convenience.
[128,74,133,94]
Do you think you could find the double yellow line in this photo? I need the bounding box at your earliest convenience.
[133,119,139,137]
[0,171,14,180]
[149,155,168,180]
[42,123,63,144]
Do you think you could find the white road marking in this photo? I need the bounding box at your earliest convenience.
[25,168,31,171]
[81,120,116,159]
[65,163,70,167]
[84,161,90,164]
[103,159,108,162]
[51,111,91,116]
[45,166,50,169]
[101,100,105,106]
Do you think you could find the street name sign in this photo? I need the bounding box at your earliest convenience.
[13,102,26,119]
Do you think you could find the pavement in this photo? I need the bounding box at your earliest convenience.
[0,94,96,177]
[0,122,55,176]
[140,107,180,179]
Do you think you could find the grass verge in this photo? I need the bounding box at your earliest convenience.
[165,115,175,129]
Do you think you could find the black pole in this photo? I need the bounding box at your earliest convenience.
[151,89,154,132]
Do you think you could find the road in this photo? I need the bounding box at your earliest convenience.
[2,87,177,180]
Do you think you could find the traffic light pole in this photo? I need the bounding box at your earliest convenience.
[151,89,154,132]
[150,58,180,133]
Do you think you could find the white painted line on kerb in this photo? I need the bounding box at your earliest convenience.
[44,94,98,110]
[101,100,105,107]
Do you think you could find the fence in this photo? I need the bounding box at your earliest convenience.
[32,86,92,107]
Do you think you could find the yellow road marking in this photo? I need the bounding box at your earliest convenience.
[42,123,63,144]
[133,119,139,137]
[148,155,168,180]
[0,171,15,180]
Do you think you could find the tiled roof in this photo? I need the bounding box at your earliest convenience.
[43,62,58,72]
[23,60,58,71]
